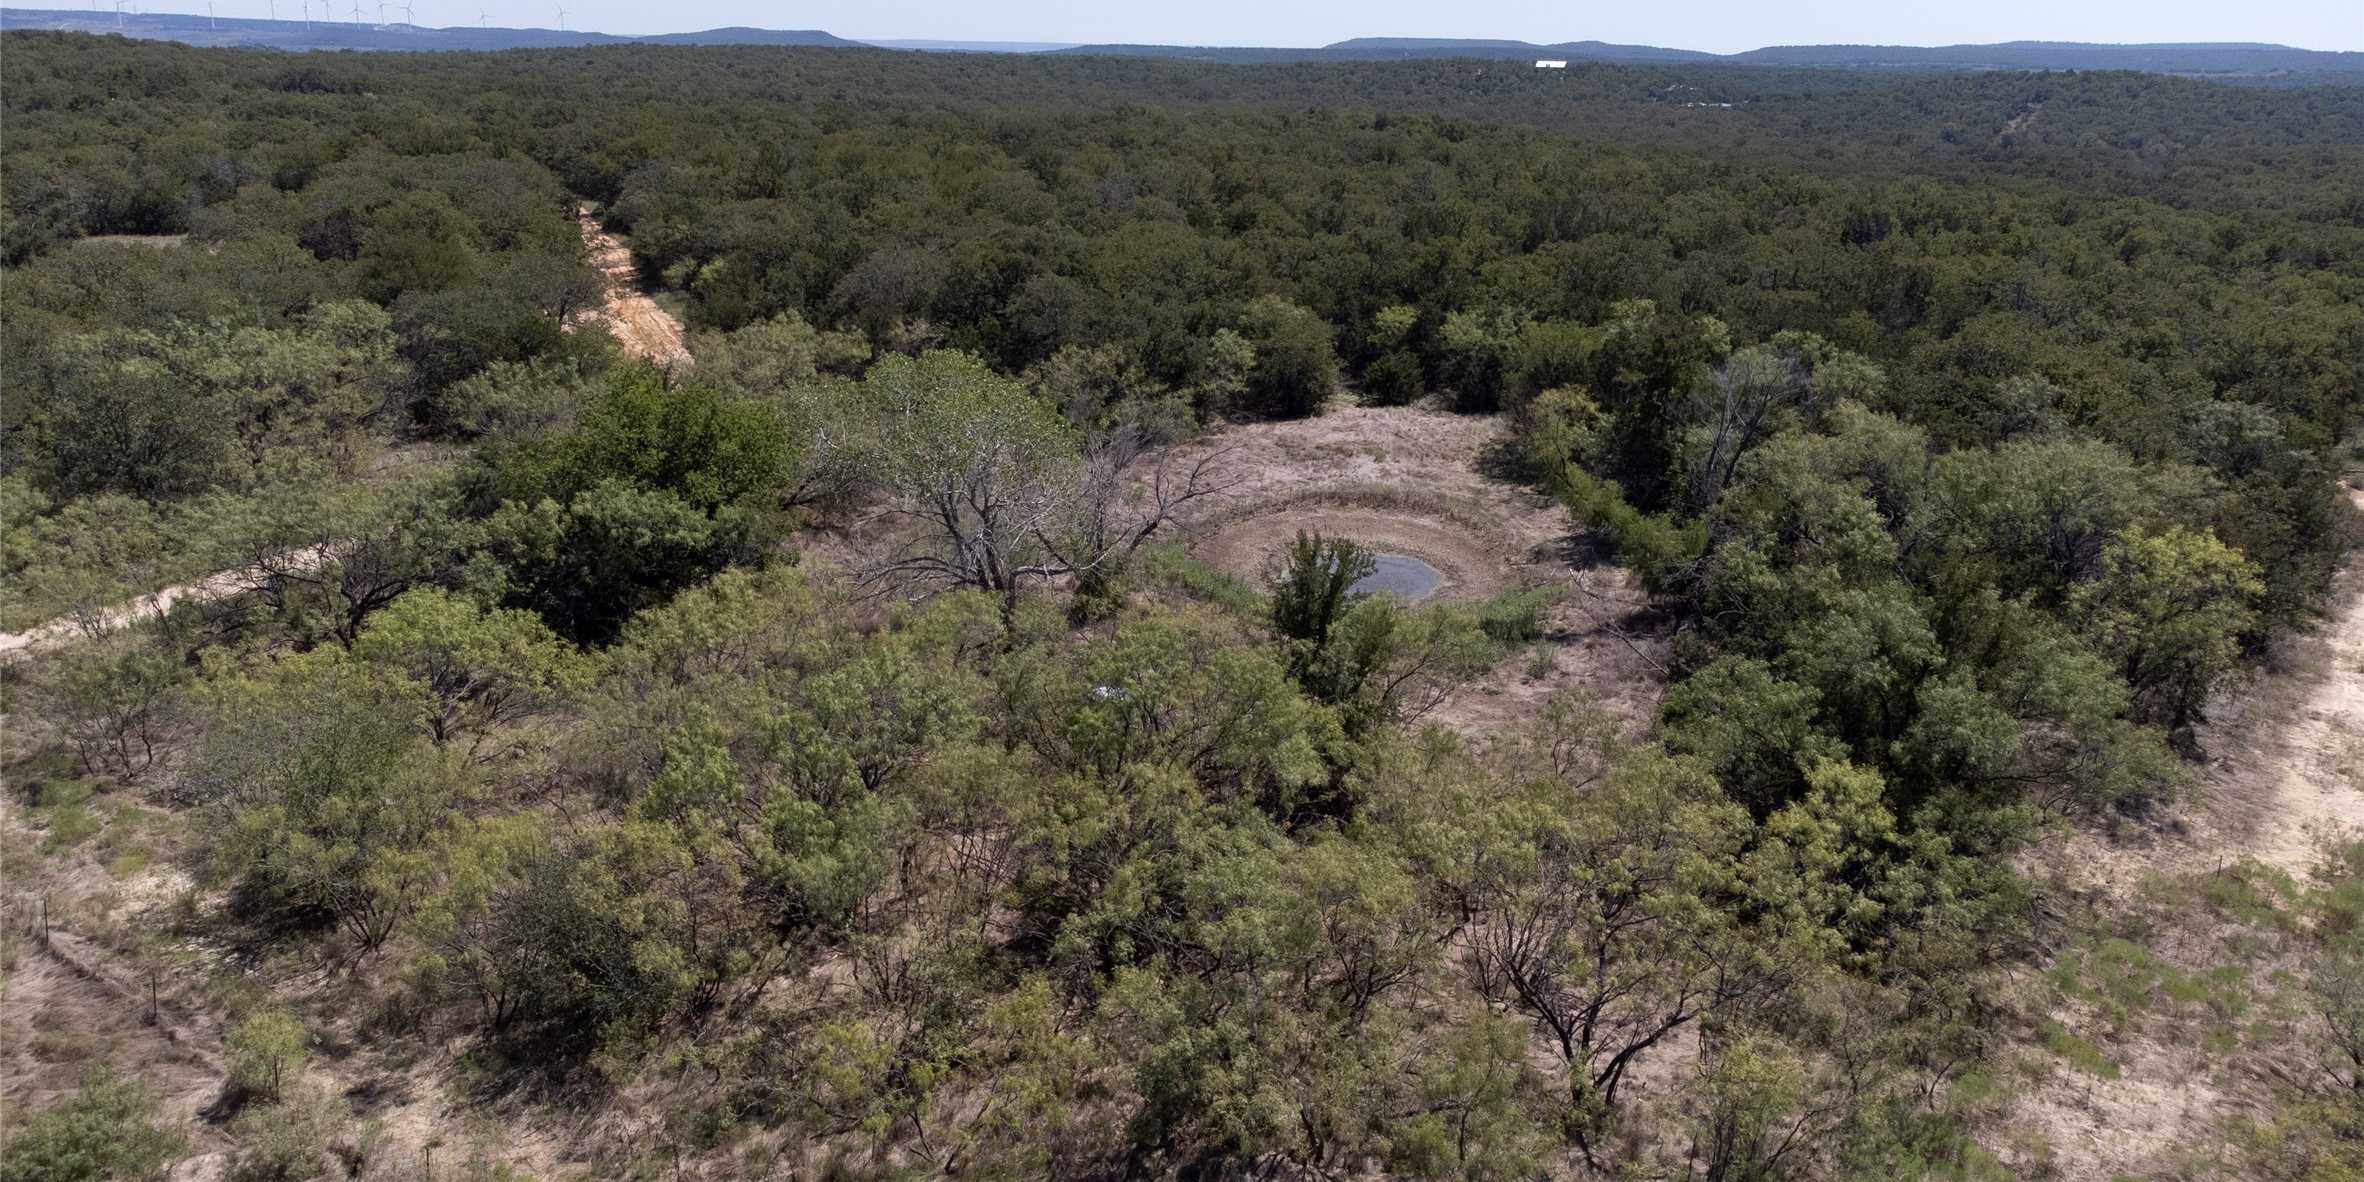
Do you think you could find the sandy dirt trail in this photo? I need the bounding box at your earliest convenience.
[2064,480,2364,884]
[2220,482,2364,873]
[574,204,691,369]
[0,570,250,656]
[2010,483,2364,1182]
[0,211,692,658]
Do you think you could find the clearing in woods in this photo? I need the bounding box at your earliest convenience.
[1162,405,1670,733]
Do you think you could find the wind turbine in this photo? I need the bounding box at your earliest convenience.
[350,0,362,24]
[206,1,215,28]
[476,4,485,24]
[375,0,384,25]
[266,0,274,20]
[554,3,564,30]
[112,0,124,27]
[401,0,412,25]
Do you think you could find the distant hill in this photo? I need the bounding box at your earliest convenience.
[1048,36,2360,78]
[1327,37,1541,51]
[0,9,2354,80]
[637,27,854,47]
[864,39,1083,53]
[0,8,856,51]
[1036,40,1647,65]
[1325,36,1717,63]
[1730,40,2363,74]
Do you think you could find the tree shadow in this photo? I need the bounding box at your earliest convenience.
[1474,434,1540,487]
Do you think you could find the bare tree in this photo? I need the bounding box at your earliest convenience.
[857,354,1228,605]
[229,478,461,647]
[1689,347,1812,512]
[1054,425,1232,594]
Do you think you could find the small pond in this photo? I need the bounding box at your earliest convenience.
[1352,554,1445,601]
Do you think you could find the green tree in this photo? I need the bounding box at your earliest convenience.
[1587,299,1730,511]
[1306,596,1495,739]
[1678,1029,1831,1182]
[192,649,469,952]
[227,1008,309,1102]
[472,365,793,642]
[1267,530,1374,679]
[1386,1013,1559,1180]
[221,471,472,648]
[1436,307,1525,413]
[356,191,479,302]
[1237,295,1337,419]
[2070,526,2263,734]
[1458,729,1756,1150]
[687,312,870,396]
[35,627,185,781]
[11,343,234,502]
[224,1088,342,1182]
[2311,931,2364,1091]
[352,588,581,752]
[857,350,1076,597]
[1362,302,1429,407]
[0,1067,185,1182]
[477,365,791,516]
[861,350,1217,605]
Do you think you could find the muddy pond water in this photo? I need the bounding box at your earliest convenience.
[1351,554,1446,600]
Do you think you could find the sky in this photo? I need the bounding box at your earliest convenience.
[21,0,2364,50]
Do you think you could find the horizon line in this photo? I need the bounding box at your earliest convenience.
[2,6,2357,56]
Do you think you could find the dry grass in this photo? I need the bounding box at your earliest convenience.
[1993,481,2364,1181]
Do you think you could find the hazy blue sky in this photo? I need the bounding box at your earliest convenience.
[37,0,2364,49]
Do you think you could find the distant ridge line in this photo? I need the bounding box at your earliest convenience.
[0,7,856,50]
[1,8,2356,76]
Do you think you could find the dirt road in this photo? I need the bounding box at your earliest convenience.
[1,568,249,657]
[0,212,690,658]
[2011,483,2364,1182]
[2077,481,2364,881]
[2221,483,2364,873]
[574,205,691,368]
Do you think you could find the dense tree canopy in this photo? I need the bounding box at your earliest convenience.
[2,30,2359,1182]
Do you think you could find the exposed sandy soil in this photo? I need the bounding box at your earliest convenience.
[0,567,254,657]
[573,205,691,369]
[1164,405,1572,559]
[2,933,228,1132]
[2214,487,2364,875]
[2000,482,2364,1181]
[1430,571,1668,736]
[2043,483,2364,895]
[1165,405,1670,737]
[0,806,567,1181]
